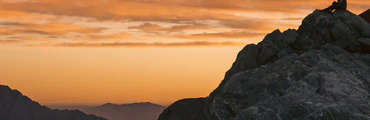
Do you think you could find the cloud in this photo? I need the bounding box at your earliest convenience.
[0,0,369,47]
[219,20,275,31]
[0,0,322,22]
[280,17,305,20]
[0,21,28,26]
[128,22,210,33]
[14,29,51,35]
[56,41,244,48]
[0,0,368,22]
[0,40,22,44]
[128,23,164,32]
[182,31,266,39]
[0,28,13,35]
[1,22,107,36]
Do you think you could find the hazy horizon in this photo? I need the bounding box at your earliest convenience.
[1,0,369,107]
[46,102,167,110]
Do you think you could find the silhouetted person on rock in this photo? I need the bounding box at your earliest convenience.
[322,0,347,12]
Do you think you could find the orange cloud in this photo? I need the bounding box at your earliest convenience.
[180,31,266,40]
[0,28,13,35]
[128,22,210,33]
[56,41,244,48]
[0,0,369,47]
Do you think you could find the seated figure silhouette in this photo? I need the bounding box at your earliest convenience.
[322,0,347,12]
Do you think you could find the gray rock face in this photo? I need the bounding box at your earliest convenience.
[210,50,370,120]
[0,85,107,120]
[205,10,370,120]
[159,9,370,120]
[158,98,207,120]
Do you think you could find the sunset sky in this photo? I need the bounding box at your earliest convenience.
[0,0,369,106]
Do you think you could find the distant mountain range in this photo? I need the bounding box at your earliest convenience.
[81,102,166,120]
[0,85,106,120]
[360,9,370,23]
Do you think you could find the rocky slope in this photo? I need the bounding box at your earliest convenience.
[159,9,370,120]
[0,85,107,120]
[360,9,370,23]
[82,102,165,120]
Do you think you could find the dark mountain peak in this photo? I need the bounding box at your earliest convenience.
[128,102,164,107]
[0,85,107,120]
[99,102,163,107]
[160,9,370,120]
[136,102,153,104]
[100,103,115,107]
[0,84,10,88]
[129,102,152,105]
[0,84,19,94]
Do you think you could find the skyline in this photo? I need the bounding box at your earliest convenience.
[0,0,369,106]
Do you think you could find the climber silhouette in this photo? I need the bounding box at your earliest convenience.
[322,0,347,12]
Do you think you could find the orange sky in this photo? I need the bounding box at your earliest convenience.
[0,0,369,106]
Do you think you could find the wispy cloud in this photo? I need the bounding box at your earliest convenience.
[56,41,244,48]
[0,0,368,47]
[180,31,266,39]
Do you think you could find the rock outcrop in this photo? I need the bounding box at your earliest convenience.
[83,102,165,120]
[360,9,370,23]
[0,85,107,120]
[158,98,207,120]
[159,9,370,120]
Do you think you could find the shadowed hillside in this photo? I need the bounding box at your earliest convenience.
[0,85,106,120]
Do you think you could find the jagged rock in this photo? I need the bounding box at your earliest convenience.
[0,85,106,120]
[204,9,370,120]
[257,46,278,65]
[160,9,370,120]
[277,47,295,58]
[237,44,260,70]
[258,29,282,48]
[292,34,314,51]
[275,29,298,49]
[320,43,346,54]
[158,98,207,120]
[209,50,370,120]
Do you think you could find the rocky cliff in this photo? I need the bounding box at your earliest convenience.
[0,85,107,120]
[159,9,370,120]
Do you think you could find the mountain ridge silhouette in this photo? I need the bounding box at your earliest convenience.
[0,85,107,120]
[82,102,165,120]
